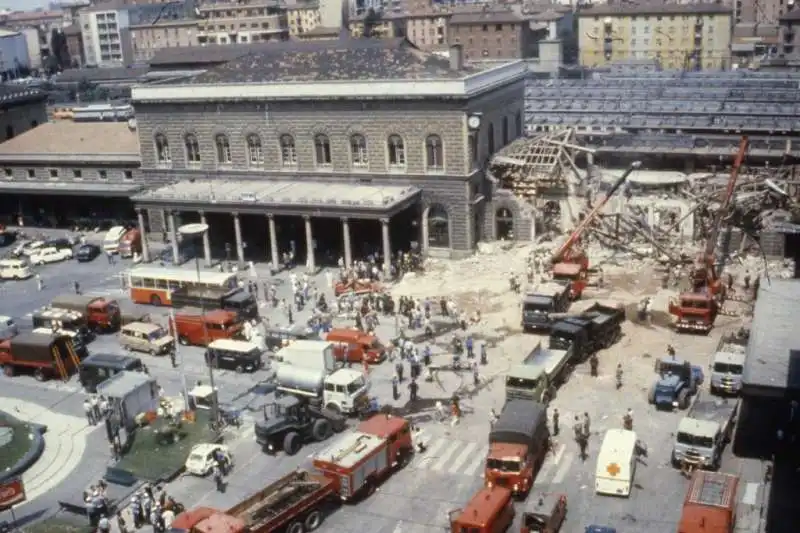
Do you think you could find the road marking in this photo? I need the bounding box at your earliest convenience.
[448,442,478,474]
[409,438,446,469]
[462,445,489,476]
[430,440,462,472]
[742,482,760,505]
[551,451,574,484]
[537,443,565,481]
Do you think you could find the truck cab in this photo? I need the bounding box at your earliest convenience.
[672,397,738,472]
[50,294,121,332]
[275,364,369,416]
[485,399,549,497]
[548,320,588,362]
[505,343,571,403]
[648,358,704,410]
[551,262,587,299]
[31,307,93,348]
[520,493,567,533]
[669,292,718,333]
[521,282,571,332]
[326,328,386,364]
[172,309,241,346]
[709,334,747,396]
[449,486,515,533]
[118,228,141,258]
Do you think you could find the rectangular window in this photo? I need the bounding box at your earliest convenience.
[72,169,82,179]
[27,169,35,179]
[49,169,58,179]
[124,170,133,180]
[3,168,11,178]
[98,170,108,180]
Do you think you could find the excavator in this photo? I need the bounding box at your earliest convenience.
[669,136,749,334]
[550,161,641,299]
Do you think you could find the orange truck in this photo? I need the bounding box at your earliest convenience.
[449,485,516,533]
[312,413,413,500]
[677,471,739,533]
[0,332,80,381]
[50,294,121,333]
[485,399,550,498]
[171,309,241,347]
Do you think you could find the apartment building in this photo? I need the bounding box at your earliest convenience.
[129,19,198,62]
[196,0,289,45]
[577,3,733,70]
[406,9,448,50]
[1,10,67,66]
[734,0,789,24]
[64,23,84,65]
[287,3,322,35]
[447,8,535,60]
[348,14,403,37]
[779,9,800,58]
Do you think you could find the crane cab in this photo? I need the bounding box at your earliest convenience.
[551,262,587,299]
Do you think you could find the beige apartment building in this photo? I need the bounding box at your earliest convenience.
[406,11,448,50]
[129,19,198,62]
[287,3,322,35]
[577,3,733,70]
[348,16,403,38]
[196,0,288,44]
[448,9,534,60]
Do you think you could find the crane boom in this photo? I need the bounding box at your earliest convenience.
[551,161,641,264]
[703,136,749,261]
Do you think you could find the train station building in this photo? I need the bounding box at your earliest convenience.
[129,39,527,267]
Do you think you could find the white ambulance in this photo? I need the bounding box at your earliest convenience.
[595,428,638,497]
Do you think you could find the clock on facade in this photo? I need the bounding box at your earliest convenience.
[467,115,481,130]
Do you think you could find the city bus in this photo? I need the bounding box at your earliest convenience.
[127,266,238,306]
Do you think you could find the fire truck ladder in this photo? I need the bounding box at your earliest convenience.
[52,346,68,381]
[333,434,372,463]
[65,339,80,368]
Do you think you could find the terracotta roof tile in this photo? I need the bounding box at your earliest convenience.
[0,122,141,157]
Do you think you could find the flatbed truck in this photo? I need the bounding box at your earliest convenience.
[505,341,572,403]
[671,395,738,472]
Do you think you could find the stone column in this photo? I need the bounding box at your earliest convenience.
[268,215,279,270]
[167,211,180,264]
[420,208,429,254]
[586,152,595,166]
[381,217,391,275]
[136,209,150,263]
[342,217,353,269]
[304,216,316,272]
[233,212,244,265]
[199,211,212,267]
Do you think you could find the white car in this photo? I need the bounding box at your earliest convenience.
[12,240,43,257]
[29,246,73,265]
[184,443,233,476]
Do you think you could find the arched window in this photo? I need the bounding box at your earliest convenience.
[502,116,509,146]
[215,134,231,164]
[427,205,450,248]
[154,133,171,164]
[425,134,443,171]
[246,134,263,167]
[496,207,514,240]
[279,134,297,166]
[515,111,522,138]
[350,134,368,167]
[487,123,495,155]
[314,134,332,167]
[387,135,406,168]
[184,133,201,164]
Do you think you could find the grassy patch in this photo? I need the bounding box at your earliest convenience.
[113,410,217,482]
[0,412,36,473]
[19,517,93,533]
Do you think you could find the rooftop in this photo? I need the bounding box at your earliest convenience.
[578,2,732,16]
[742,278,800,394]
[0,182,144,197]
[0,122,141,163]
[56,66,150,83]
[449,8,524,25]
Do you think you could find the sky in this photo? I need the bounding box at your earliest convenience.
[1,0,52,11]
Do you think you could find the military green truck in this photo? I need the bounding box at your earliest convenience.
[671,395,738,471]
[505,341,573,404]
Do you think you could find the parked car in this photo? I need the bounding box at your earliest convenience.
[12,240,43,257]
[29,246,73,265]
[184,443,233,476]
[75,243,101,263]
[44,237,75,251]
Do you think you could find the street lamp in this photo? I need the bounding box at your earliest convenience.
[177,222,218,426]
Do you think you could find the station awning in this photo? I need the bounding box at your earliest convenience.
[0,181,144,197]
[132,179,422,218]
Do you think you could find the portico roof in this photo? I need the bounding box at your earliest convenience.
[0,181,145,197]
[132,179,421,218]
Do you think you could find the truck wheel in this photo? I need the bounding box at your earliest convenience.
[312,419,332,441]
[647,385,656,404]
[234,365,244,374]
[34,369,45,382]
[150,294,162,306]
[178,336,190,346]
[677,389,690,409]
[283,432,301,456]
[304,510,323,531]
[286,522,304,533]
[325,403,342,415]
[2,365,13,377]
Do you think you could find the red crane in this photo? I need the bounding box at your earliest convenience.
[669,136,749,333]
[550,161,641,298]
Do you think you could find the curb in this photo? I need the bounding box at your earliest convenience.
[0,420,47,484]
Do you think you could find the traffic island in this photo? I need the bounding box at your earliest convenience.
[104,410,219,485]
[19,515,92,533]
[0,410,46,483]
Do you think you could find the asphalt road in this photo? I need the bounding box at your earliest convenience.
[0,230,774,533]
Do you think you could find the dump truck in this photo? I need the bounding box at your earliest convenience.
[558,302,625,354]
[709,333,748,396]
[50,294,121,332]
[0,332,80,381]
[170,285,259,321]
[312,414,414,501]
[672,396,738,472]
[521,282,571,333]
[169,469,336,533]
[505,341,572,403]
[677,471,739,533]
[485,399,549,497]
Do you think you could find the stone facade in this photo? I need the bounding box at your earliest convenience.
[0,101,48,142]
[1,164,140,183]
[133,79,525,255]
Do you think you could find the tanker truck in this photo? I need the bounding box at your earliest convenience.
[275,364,370,416]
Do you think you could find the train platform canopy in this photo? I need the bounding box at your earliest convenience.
[0,181,144,197]
[742,278,800,397]
[132,179,421,218]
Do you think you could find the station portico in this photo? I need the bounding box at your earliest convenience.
[134,179,421,271]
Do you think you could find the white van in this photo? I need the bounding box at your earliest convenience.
[0,258,32,280]
[102,226,127,253]
[595,428,638,497]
